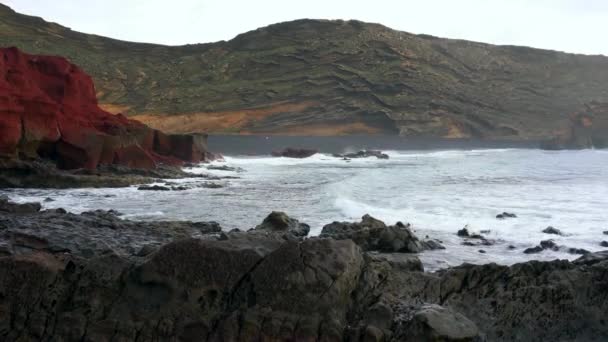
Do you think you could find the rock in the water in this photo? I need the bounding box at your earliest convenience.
[525,239,561,254]
[393,304,480,341]
[567,248,590,255]
[457,226,470,237]
[496,212,517,219]
[138,185,171,191]
[271,147,318,158]
[321,215,433,253]
[603,231,608,235]
[524,246,544,254]
[333,150,389,159]
[542,226,564,235]
[254,211,310,237]
[540,239,559,251]
[601,241,608,248]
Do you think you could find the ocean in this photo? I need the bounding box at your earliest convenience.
[3,148,607,271]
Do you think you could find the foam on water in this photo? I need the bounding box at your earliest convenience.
[2,149,607,270]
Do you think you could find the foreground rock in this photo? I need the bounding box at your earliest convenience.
[321,214,444,252]
[253,211,310,237]
[0,197,607,341]
[0,47,218,187]
[333,150,389,159]
[271,147,318,158]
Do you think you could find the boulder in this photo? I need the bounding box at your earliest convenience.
[393,304,480,341]
[540,239,559,251]
[523,246,544,254]
[271,147,318,158]
[254,211,310,237]
[0,196,41,214]
[320,215,441,253]
[457,226,470,237]
[601,241,608,248]
[567,248,590,255]
[496,212,517,219]
[542,226,564,235]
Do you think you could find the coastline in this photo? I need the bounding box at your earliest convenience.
[0,196,606,340]
[208,134,542,155]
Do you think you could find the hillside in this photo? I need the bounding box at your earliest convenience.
[1,3,608,145]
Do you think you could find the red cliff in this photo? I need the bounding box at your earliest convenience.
[0,47,213,169]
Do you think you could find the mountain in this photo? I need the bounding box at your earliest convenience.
[1,4,608,146]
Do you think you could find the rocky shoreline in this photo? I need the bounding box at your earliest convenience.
[0,197,606,341]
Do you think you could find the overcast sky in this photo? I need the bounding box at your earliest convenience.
[3,0,607,55]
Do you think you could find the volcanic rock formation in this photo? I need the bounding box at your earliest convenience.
[0,197,607,341]
[0,47,214,170]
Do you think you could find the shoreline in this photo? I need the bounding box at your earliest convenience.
[208,134,543,155]
[0,196,606,340]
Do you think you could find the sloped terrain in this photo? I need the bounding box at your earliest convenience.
[1,4,608,145]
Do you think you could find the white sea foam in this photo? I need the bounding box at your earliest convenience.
[2,148,607,269]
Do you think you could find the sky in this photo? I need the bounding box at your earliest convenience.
[3,0,608,55]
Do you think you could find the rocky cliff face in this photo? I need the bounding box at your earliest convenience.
[540,102,608,149]
[1,4,608,145]
[0,47,213,170]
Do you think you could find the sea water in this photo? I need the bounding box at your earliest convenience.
[3,149,607,271]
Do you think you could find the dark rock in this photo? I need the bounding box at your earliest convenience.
[567,248,590,255]
[421,239,446,250]
[457,227,470,237]
[254,211,310,237]
[508,245,517,249]
[0,196,41,214]
[603,231,608,235]
[207,165,244,172]
[321,214,432,253]
[0,199,608,340]
[43,197,55,202]
[540,239,559,251]
[0,198,222,258]
[135,244,159,257]
[137,185,171,191]
[392,304,480,341]
[333,150,389,159]
[543,226,564,235]
[479,249,486,254]
[0,158,210,189]
[496,212,517,219]
[271,147,318,158]
[600,241,608,248]
[524,246,544,254]
[200,182,223,189]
